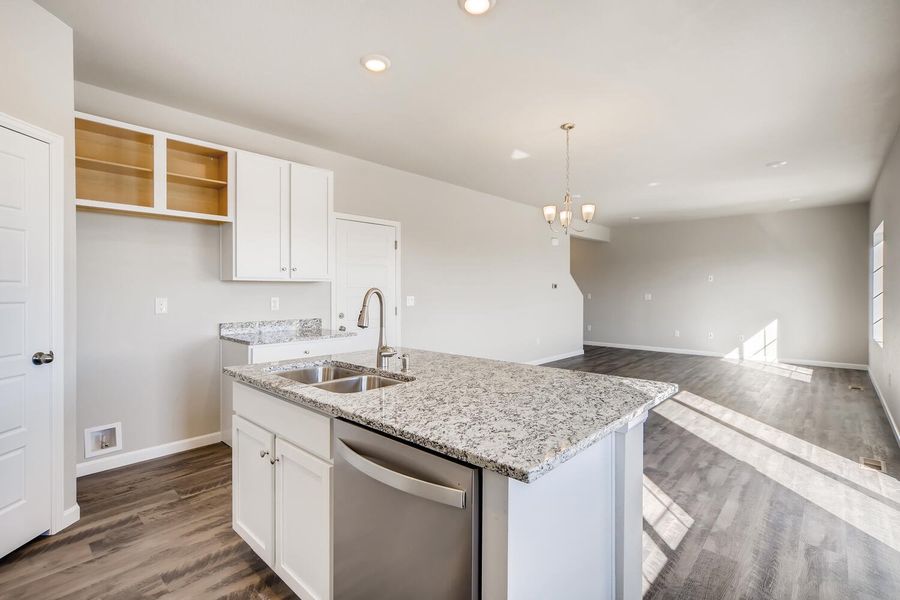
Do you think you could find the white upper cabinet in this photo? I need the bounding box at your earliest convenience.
[290,163,333,280]
[223,151,333,281]
[233,151,290,280]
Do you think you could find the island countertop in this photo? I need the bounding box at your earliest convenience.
[224,348,677,483]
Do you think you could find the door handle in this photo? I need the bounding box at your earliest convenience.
[32,351,54,365]
[335,439,466,509]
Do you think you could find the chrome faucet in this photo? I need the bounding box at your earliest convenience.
[357,287,397,369]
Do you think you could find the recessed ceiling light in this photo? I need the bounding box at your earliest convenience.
[459,0,495,15]
[766,160,788,168]
[647,182,661,187]
[631,216,641,220]
[360,54,391,73]
[510,149,530,160]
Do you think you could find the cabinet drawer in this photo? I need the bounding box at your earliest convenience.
[233,382,332,462]
[250,338,354,364]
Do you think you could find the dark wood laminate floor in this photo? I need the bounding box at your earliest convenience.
[547,346,900,600]
[0,443,294,600]
[1,346,898,599]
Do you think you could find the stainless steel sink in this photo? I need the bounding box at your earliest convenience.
[312,375,403,394]
[277,365,365,384]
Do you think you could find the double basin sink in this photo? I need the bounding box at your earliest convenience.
[276,364,404,394]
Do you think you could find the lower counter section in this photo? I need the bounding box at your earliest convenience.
[231,380,650,600]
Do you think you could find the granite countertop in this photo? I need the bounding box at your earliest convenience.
[225,348,677,483]
[220,318,355,346]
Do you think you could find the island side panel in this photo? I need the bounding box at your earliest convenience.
[482,437,615,600]
[220,340,251,446]
[614,412,649,600]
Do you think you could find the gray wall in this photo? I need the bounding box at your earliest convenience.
[869,127,900,444]
[0,0,77,509]
[572,203,869,366]
[75,83,582,463]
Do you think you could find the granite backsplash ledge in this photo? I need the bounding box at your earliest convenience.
[219,318,355,345]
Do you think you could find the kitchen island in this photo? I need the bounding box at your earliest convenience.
[225,348,677,600]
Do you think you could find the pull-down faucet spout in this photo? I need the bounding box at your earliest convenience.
[357,287,396,369]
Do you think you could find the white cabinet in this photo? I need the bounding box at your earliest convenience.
[275,438,333,600]
[222,151,333,281]
[232,415,275,565]
[232,151,289,280]
[290,163,333,280]
[233,383,334,600]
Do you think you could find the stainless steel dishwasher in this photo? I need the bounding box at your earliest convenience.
[333,419,480,599]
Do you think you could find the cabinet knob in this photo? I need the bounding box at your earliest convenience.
[259,450,269,458]
[291,267,297,272]
[281,266,287,272]
[270,457,280,465]
[304,350,310,355]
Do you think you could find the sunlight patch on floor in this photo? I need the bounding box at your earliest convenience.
[655,397,900,552]
[642,475,694,593]
[676,391,900,501]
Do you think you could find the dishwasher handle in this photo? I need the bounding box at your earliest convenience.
[336,438,467,509]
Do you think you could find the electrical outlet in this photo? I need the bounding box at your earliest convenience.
[587,324,592,332]
[708,274,715,283]
[738,334,745,342]
[674,329,680,338]
[154,297,168,315]
[406,296,415,307]
[270,297,280,311]
[644,292,653,301]
[708,331,715,340]
[551,283,558,289]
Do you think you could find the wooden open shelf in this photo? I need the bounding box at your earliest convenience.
[76,118,155,207]
[167,139,229,216]
[74,113,233,223]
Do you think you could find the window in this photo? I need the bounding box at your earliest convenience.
[873,221,884,347]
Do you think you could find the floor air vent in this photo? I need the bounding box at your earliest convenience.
[859,457,886,472]
[848,384,864,391]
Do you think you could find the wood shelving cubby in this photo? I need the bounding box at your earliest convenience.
[75,118,154,207]
[167,140,229,217]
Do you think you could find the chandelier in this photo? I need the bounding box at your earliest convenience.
[542,123,595,234]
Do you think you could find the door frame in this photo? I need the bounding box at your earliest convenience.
[0,111,71,534]
[332,213,402,349]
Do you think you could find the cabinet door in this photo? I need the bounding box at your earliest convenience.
[235,151,290,279]
[232,415,275,565]
[289,163,333,280]
[275,437,333,600]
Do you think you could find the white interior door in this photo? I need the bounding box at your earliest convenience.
[0,125,52,557]
[335,218,399,352]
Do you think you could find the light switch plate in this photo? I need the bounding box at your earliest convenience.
[551,237,560,247]
[406,296,415,307]
[708,274,714,283]
[154,297,168,315]
[644,293,653,301]
[270,297,280,311]
[587,293,592,300]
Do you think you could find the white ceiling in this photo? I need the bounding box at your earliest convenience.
[39,0,900,224]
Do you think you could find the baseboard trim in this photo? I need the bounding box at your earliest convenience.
[76,431,222,477]
[527,349,585,365]
[779,357,867,371]
[584,341,722,358]
[870,371,900,449]
[584,341,867,370]
[58,503,80,532]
